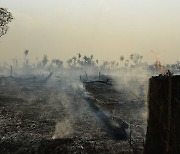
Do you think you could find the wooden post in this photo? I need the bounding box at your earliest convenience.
[144,74,180,154]
[129,123,132,148]
[10,65,12,76]
[85,71,88,81]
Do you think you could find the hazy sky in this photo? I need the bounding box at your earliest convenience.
[0,0,180,64]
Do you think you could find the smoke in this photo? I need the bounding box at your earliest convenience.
[50,91,76,140]
[110,66,150,136]
[52,119,73,139]
[1,53,179,142]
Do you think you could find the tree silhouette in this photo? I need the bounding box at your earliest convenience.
[24,50,29,65]
[42,55,48,67]
[125,59,129,67]
[129,53,142,65]
[67,59,73,68]
[77,53,81,59]
[139,55,143,63]
[110,61,115,69]
[120,56,124,62]
[90,54,93,60]
[101,61,109,69]
[52,59,63,68]
[0,8,13,37]
[120,56,124,67]
[96,60,99,64]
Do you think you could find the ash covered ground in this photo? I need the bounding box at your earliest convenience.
[0,74,147,154]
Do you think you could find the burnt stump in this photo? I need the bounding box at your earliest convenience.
[144,75,180,154]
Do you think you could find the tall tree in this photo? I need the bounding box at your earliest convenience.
[120,56,124,67]
[24,49,29,65]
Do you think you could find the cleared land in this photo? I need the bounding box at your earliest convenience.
[0,75,146,153]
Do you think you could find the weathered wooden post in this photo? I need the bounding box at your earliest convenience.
[85,71,88,80]
[144,74,180,154]
[10,65,12,76]
[129,123,132,148]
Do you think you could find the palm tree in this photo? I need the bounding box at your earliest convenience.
[139,55,143,63]
[102,61,109,69]
[52,59,63,68]
[77,53,81,59]
[24,49,29,65]
[83,55,88,62]
[120,56,124,67]
[96,60,99,65]
[90,55,93,60]
[130,54,134,61]
[42,55,48,67]
[125,59,129,67]
[72,57,77,68]
[67,59,73,68]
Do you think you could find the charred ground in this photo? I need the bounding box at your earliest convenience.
[0,75,146,154]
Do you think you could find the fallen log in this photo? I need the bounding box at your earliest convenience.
[83,79,112,85]
[41,72,53,83]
